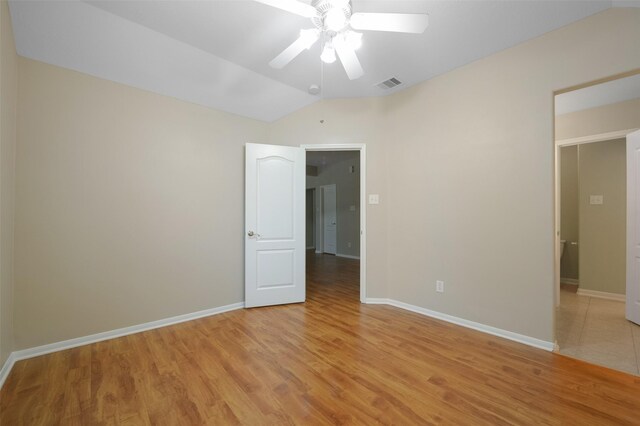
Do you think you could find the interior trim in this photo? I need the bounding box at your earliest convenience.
[0,353,17,390]
[365,298,554,351]
[556,128,639,147]
[0,301,245,390]
[576,288,626,302]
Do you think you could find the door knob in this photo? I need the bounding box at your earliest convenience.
[248,231,261,238]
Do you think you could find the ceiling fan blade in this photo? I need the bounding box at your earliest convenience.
[253,0,318,18]
[269,29,320,69]
[334,36,364,80]
[350,13,429,34]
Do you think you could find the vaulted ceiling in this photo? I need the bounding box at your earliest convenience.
[8,1,638,122]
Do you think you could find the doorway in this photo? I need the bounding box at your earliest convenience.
[304,144,366,303]
[554,72,640,375]
[244,143,366,308]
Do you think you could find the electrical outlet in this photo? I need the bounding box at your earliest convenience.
[347,242,352,248]
[436,280,444,293]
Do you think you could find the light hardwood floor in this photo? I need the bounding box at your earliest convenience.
[2,253,640,424]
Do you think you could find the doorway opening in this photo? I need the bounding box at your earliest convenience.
[554,71,640,375]
[304,144,366,303]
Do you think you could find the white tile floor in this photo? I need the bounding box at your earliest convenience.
[556,286,640,375]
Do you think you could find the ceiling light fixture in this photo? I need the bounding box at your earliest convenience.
[320,42,337,63]
[256,0,429,80]
[324,7,347,32]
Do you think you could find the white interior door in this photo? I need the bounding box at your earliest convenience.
[245,143,305,308]
[322,184,337,254]
[626,130,640,325]
[555,144,561,307]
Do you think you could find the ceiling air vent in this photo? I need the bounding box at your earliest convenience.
[376,77,402,90]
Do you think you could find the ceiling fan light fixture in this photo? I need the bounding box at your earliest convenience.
[324,6,347,32]
[299,28,320,49]
[320,42,336,63]
[344,30,362,50]
[257,0,429,80]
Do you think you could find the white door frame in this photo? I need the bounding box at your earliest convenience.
[305,187,316,250]
[302,144,367,303]
[554,128,638,309]
[626,130,640,325]
[320,184,337,254]
[314,187,322,254]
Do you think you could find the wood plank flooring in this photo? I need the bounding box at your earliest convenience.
[2,252,640,424]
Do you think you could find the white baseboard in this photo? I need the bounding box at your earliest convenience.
[306,246,315,250]
[365,298,554,352]
[576,288,625,302]
[560,278,579,286]
[336,253,360,260]
[315,250,322,254]
[363,298,389,305]
[0,301,244,391]
[0,353,17,390]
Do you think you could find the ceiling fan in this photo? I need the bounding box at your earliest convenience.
[255,0,429,80]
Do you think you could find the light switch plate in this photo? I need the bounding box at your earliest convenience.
[590,195,603,205]
[369,194,380,205]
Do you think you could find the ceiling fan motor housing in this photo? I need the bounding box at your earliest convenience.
[311,0,352,32]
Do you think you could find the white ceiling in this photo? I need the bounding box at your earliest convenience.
[555,72,640,115]
[9,0,637,122]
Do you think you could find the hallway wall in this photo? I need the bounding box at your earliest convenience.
[579,139,626,295]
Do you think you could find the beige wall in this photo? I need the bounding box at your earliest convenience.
[377,8,640,342]
[307,151,360,257]
[14,58,268,349]
[0,0,17,366]
[579,139,626,295]
[556,97,640,141]
[560,145,579,280]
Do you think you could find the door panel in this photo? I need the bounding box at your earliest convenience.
[246,143,305,308]
[257,157,294,239]
[256,250,295,289]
